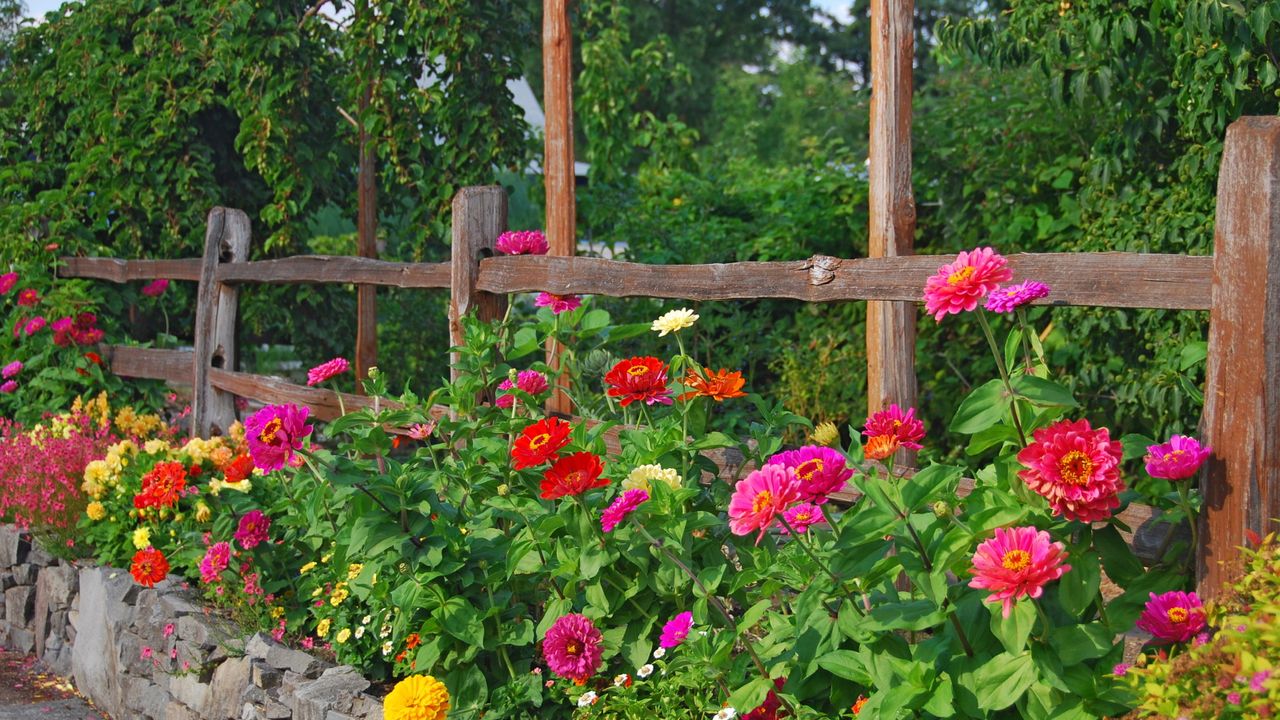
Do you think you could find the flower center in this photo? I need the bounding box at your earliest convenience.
[1001,549,1032,571]
[1167,607,1189,623]
[1162,449,1186,462]
[627,365,650,377]
[795,458,823,480]
[947,266,976,285]
[565,642,581,656]
[258,418,283,445]
[1057,450,1094,485]
[565,471,583,485]
[793,511,812,523]
[528,433,550,450]
[751,491,774,514]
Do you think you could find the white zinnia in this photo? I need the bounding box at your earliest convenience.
[651,308,698,336]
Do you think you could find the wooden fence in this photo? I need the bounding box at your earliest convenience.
[59,117,1280,598]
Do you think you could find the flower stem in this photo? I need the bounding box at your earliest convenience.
[776,515,861,614]
[1033,599,1054,642]
[1175,482,1200,573]
[977,311,1028,447]
[818,503,843,543]
[1014,307,1038,373]
[512,504,566,600]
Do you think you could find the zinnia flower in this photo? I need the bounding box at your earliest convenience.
[496,370,550,409]
[780,502,828,534]
[743,678,786,720]
[767,445,852,503]
[130,547,170,587]
[863,434,900,461]
[511,417,572,470]
[306,357,350,386]
[23,316,46,335]
[541,452,610,500]
[922,247,1012,321]
[811,421,840,447]
[408,421,436,441]
[132,526,151,549]
[984,281,1050,313]
[535,292,581,314]
[494,230,548,255]
[1017,418,1124,522]
[234,510,271,549]
[0,273,17,294]
[659,611,693,648]
[863,404,926,450]
[199,542,231,584]
[728,463,802,544]
[605,356,672,407]
[678,368,747,402]
[0,380,16,394]
[968,526,1071,617]
[1136,591,1206,643]
[852,697,867,715]
[141,278,170,297]
[16,288,38,307]
[244,404,313,472]
[542,614,604,683]
[134,461,187,509]
[577,691,599,708]
[602,489,648,532]
[1,360,21,379]
[622,464,681,492]
[651,308,698,336]
[85,502,106,521]
[1144,435,1212,480]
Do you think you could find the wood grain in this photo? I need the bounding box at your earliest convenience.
[543,0,576,416]
[356,66,380,389]
[1200,116,1280,596]
[206,368,404,422]
[101,345,193,385]
[192,208,250,436]
[476,253,1213,310]
[216,256,450,287]
[449,187,508,391]
[57,257,202,283]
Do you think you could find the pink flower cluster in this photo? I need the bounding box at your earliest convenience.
[496,370,550,409]
[495,230,549,255]
[51,313,104,347]
[306,357,350,386]
[0,414,119,530]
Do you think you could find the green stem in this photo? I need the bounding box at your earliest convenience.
[512,504,565,600]
[1033,598,1054,643]
[1176,482,1200,573]
[777,515,862,614]
[675,332,691,476]
[976,311,1028,447]
[818,503,843,543]
[299,451,341,537]
[1015,307,1038,373]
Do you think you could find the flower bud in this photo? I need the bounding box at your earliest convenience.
[932,501,952,518]
[367,366,380,379]
[497,484,510,497]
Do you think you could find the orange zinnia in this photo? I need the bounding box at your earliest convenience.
[677,368,746,402]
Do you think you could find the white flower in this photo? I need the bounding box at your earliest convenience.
[637,664,655,679]
[613,674,630,687]
[361,615,371,625]
[381,640,393,655]
[714,708,738,720]
[651,308,698,336]
[653,647,666,659]
[577,691,598,708]
[354,626,365,639]
[698,630,709,637]
[379,624,392,638]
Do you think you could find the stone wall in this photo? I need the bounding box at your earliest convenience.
[0,526,384,720]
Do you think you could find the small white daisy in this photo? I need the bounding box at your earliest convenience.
[354,626,365,639]
[714,708,737,720]
[381,640,393,655]
[613,674,630,687]
[653,647,666,659]
[637,663,655,679]
[577,691,598,708]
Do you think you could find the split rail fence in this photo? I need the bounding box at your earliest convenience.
[59,116,1280,598]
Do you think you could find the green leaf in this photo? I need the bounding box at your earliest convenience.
[950,379,1008,434]
[1013,375,1077,407]
[817,650,870,683]
[1050,622,1112,665]
[866,599,947,631]
[902,463,963,513]
[1094,525,1145,585]
[436,598,485,646]
[737,599,772,635]
[726,677,776,713]
[990,600,1036,654]
[1058,549,1101,618]
[974,651,1036,711]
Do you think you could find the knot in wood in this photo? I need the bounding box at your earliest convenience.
[803,255,840,286]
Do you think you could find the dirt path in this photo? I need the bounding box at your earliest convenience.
[0,649,107,720]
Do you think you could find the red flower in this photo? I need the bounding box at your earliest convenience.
[540,452,610,499]
[83,351,104,366]
[677,368,746,402]
[16,288,39,307]
[511,417,572,470]
[223,454,255,484]
[604,356,672,407]
[134,461,187,509]
[130,547,170,587]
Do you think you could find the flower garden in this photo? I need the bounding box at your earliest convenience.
[2,236,1276,720]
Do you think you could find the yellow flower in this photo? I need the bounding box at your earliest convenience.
[384,675,450,720]
[300,562,317,575]
[335,628,351,644]
[346,563,363,580]
[316,618,331,638]
[811,421,840,447]
[143,439,171,455]
[221,478,252,494]
[651,308,699,337]
[321,553,332,564]
[330,584,350,607]
[132,527,151,549]
[194,502,212,523]
[672,196,684,207]
[228,421,246,445]
[622,464,682,493]
[86,502,106,521]
[270,606,285,619]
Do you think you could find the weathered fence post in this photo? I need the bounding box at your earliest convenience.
[449,186,509,387]
[1200,116,1280,596]
[192,207,250,436]
[543,0,576,416]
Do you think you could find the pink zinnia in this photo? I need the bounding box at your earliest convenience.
[601,489,648,532]
[984,281,1051,313]
[244,404,313,471]
[496,370,550,409]
[779,502,828,534]
[141,279,170,297]
[199,542,231,584]
[659,611,693,649]
[535,292,581,315]
[968,526,1071,617]
[922,247,1012,321]
[306,357,350,386]
[1136,591,1206,643]
[234,510,271,549]
[542,614,604,683]
[728,463,802,544]
[16,288,38,307]
[1144,435,1212,481]
[0,273,17,294]
[495,230,549,255]
[408,421,436,440]
[863,404,926,450]
[0,380,16,394]
[23,316,45,335]
[1016,418,1124,523]
[767,445,852,503]
[2,361,21,379]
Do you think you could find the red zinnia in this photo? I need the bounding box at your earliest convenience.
[540,452,610,499]
[604,356,672,407]
[1016,418,1124,523]
[130,547,170,587]
[134,461,187,509]
[511,417,572,470]
[223,454,255,484]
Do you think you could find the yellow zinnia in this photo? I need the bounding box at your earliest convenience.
[85,502,106,521]
[384,675,450,720]
[316,618,331,637]
[651,307,699,337]
[194,502,212,523]
[132,526,151,549]
[335,627,351,644]
[347,563,363,580]
[622,464,682,493]
[330,584,350,607]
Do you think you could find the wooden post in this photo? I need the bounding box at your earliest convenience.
[543,0,575,416]
[449,186,509,385]
[1199,116,1280,596]
[866,0,917,462]
[355,69,379,389]
[192,207,250,436]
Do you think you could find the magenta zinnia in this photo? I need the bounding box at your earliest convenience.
[199,541,231,584]
[659,611,694,649]
[984,281,1050,313]
[968,526,1071,617]
[922,247,1012,321]
[1144,435,1212,481]
[1016,418,1124,523]
[534,292,581,315]
[0,273,16,294]
[863,404,926,450]
[1136,591,1206,643]
[543,614,604,683]
[601,489,648,532]
[244,404,313,471]
[495,229,549,255]
[766,445,852,503]
[306,357,351,386]
[496,370,550,409]
[780,502,828,534]
[141,278,170,297]
[728,463,802,544]
[234,510,271,549]
[2,361,21,379]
